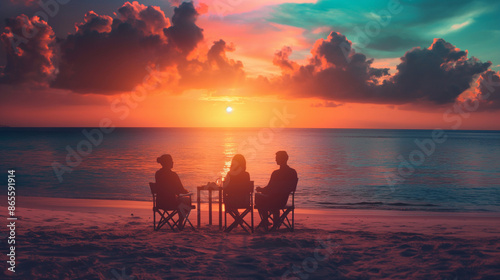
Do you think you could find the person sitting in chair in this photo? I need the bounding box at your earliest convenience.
[255,151,298,228]
[155,154,190,225]
[223,154,252,210]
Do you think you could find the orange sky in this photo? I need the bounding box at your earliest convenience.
[0,0,499,129]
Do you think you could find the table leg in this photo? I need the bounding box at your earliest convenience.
[197,189,200,228]
[219,188,222,230]
[208,190,213,225]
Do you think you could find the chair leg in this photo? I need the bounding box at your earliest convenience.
[251,207,254,233]
[256,210,271,231]
[153,211,157,231]
[165,210,179,231]
[182,209,196,231]
[225,210,241,233]
[225,209,252,233]
[185,216,196,230]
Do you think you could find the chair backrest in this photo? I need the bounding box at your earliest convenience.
[224,181,254,209]
[289,177,299,194]
[149,182,178,211]
[149,182,157,208]
[149,182,157,195]
[275,178,298,208]
[291,178,298,206]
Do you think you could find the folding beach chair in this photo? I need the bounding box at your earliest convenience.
[224,181,254,233]
[256,178,298,232]
[149,182,196,231]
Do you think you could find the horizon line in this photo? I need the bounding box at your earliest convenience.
[2,126,500,131]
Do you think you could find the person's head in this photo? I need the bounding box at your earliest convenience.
[231,154,246,172]
[157,154,173,169]
[275,151,289,166]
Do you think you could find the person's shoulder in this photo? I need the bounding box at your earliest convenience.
[155,168,164,176]
[287,166,298,176]
[235,172,250,182]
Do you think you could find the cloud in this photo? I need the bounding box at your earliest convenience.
[311,101,342,108]
[273,46,298,73]
[164,2,203,55]
[0,1,249,95]
[450,19,473,31]
[51,1,208,94]
[0,15,57,85]
[379,38,490,105]
[76,11,113,34]
[466,70,500,111]
[270,33,491,107]
[118,1,171,37]
[0,1,497,113]
[51,2,172,94]
[177,39,245,90]
[272,31,390,101]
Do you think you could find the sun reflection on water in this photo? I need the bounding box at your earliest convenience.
[221,132,237,181]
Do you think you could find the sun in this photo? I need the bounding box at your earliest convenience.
[226,106,233,113]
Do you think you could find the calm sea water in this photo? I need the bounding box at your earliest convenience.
[1,127,499,212]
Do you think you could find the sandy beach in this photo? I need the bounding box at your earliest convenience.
[1,196,499,279]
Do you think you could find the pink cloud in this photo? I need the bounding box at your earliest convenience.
[199,18,309,77]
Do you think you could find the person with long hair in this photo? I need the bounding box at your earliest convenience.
[223,154,252,209]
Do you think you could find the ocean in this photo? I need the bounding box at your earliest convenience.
[1,127,499,212]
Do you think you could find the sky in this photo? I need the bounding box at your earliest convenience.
[0,0,499,129]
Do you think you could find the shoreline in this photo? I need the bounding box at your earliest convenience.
[2,195,500,215]
[2,196,499,239]
[1,196,499,279]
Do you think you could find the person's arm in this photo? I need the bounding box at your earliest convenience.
[259,171,277,194]
[222,174,231,190]
[155,171,160,183]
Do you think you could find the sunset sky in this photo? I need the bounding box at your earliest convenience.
[0,0,499,129]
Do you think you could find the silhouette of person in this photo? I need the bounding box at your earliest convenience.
[255,151,298,228]
[223,154,252,210]
[155,154,190,225]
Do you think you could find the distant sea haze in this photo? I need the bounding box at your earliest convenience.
[1,127,499,212]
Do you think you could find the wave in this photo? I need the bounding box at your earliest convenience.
[317,201,439,207]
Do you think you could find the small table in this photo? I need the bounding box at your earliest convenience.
[197,184,223,229]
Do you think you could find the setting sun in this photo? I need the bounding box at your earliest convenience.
[226,106,233,113]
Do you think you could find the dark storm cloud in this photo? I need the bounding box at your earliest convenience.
[75,11,113,34]
[51,1,177,93]
[0,15,57,84]
[273,32,491,106]
[273,31,390,101]
[378,38,490,105]
[117,2,170,36]
[469,70,500,110]
[0,1,233,94]
[163,2,203,55]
